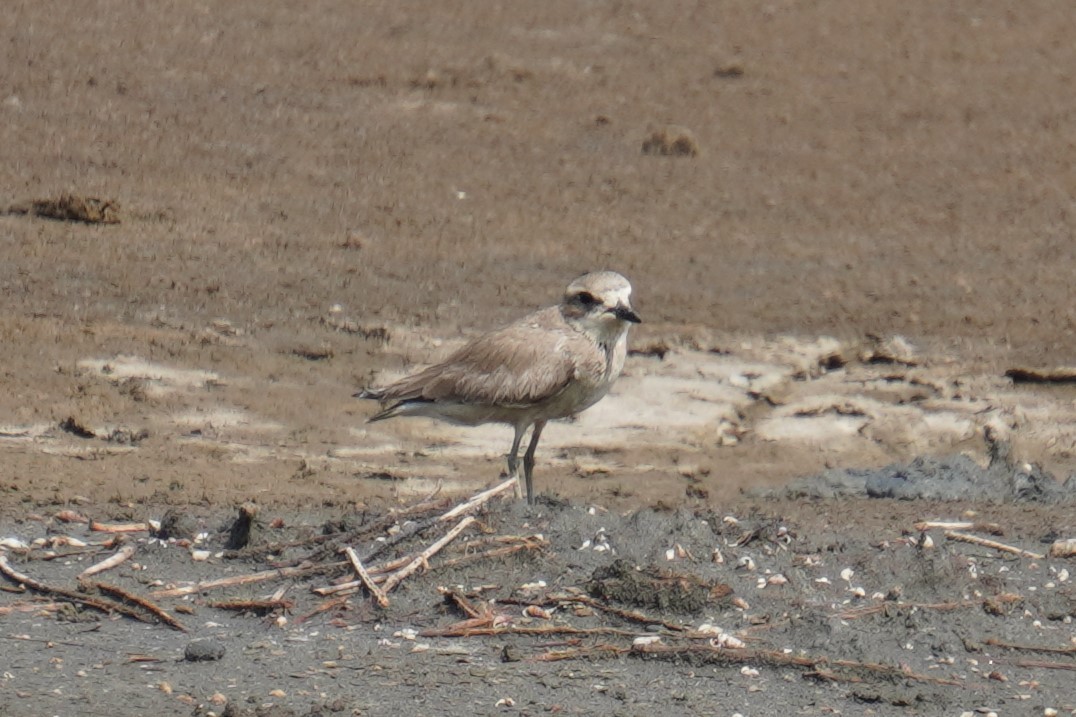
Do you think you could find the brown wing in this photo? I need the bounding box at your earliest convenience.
[377,308,594,407]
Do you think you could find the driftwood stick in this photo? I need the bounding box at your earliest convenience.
[632,643,961,686]
[381,516,477,594]
[839,600,974,620]
[294,595,350,624]
[149,560,347,598]
[89,581,187,632]
[0,555,157,625]
[914,520,1004,535]
[984,638,1076,655]
[436,536,547,569]
[206,598,295,614]
[535,644,630,661]
[344,546,389,607]
[943,530,1044,559]
[439,586,488,619]
[78,545,136,579]
[0,601,65,615]
[88,520,151,534]
[438,477,517,522]
[1006,659,1076,672]
[555,595,686,632]
[420,623,643,638]
[312,555,412,596]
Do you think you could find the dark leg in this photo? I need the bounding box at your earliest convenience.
[522,420,546,504]
[508,424,527,498]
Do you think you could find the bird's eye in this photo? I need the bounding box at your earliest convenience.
[576,291,597,306]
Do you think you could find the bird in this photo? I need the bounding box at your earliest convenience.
[357,271,641,504]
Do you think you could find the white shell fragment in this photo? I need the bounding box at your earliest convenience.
[0,537,30,551]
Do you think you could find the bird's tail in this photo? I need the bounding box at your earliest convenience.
[353,388,384,401]
[354,387,397,423]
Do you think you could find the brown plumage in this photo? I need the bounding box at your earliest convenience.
[359,271,641,503]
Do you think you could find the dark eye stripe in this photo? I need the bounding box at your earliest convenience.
[576,291,597,306]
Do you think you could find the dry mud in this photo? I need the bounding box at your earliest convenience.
[4,1,1076,715]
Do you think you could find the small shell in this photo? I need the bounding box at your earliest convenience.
[633,635,662,646]
[839,568,855,583]
[190,550,211,562]
[523,605,552,620]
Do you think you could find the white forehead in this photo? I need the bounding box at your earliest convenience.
[567,271,633,303]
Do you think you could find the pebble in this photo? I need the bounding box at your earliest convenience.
[184,638,225,662]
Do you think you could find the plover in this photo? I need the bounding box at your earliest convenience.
[358,271,641,503]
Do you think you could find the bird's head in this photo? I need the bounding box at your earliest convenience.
[560,271,641,342]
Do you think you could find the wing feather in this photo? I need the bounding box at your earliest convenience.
[376,307,592,408]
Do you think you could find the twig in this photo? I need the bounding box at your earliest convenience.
[344,546,389,608]
[295,595,351,624]
[839,600,974,620]
[914,520,1004,535]
[205,598,294,615]
[149,560,347,598]
[88,520,150,533]
[632,643,962,686]
[0,555,158,626]
[1004,659,1076,672]
[943,530,1044,559]
[439,587,488,619]
[312,555,411,596]
[497,594,685,632]
[437,477,517,523]
[88,581,187,631]
[436,536,547,569]
[0,600,63,615]
[78,545,136,579]
[381,516,476,595]
[535,644,630,661]
[419,624,644,639]
[984,638,1076,655]
[2,633,85,647]
[555,595,686,632]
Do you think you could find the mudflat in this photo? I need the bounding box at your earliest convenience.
[1,2,1074,715]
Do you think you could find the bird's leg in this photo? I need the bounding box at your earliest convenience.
[522,420,546,505]
[508,424,526,500]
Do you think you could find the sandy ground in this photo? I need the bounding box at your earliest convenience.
[1,1,1076,715]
